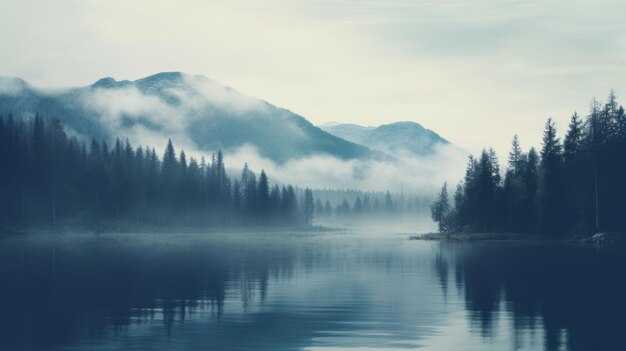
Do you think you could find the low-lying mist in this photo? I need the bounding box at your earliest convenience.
[2,73,469,198]
[223,143,467,194]
[70,75,469,197]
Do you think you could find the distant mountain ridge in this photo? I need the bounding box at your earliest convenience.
[0,72,376,162]
[320,121,451,156]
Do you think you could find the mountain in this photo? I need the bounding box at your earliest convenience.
[0,72,376,163]
[320,121,451,156]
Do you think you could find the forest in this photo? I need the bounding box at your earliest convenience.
[313,189,432,221]
[431,91,626,236]
[0,114,314,228]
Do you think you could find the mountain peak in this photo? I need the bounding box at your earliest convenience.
[0,76,30,95]
[0,73,375,163]
[91,77,134,89]
[320,121,452,156]
[92,77,117,88]
[91,72,189,89]
[383,121,425,129]
[137,72,186,84]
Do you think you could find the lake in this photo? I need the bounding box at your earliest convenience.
[0,230,624,350]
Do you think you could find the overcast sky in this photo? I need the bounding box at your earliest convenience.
[2,0,625,156]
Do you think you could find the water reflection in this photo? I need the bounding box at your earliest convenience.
[435,242,626,351]
[0,233,298,350]
[0,233,624,350]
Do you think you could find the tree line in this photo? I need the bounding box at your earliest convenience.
[0,114,315,228]
[314,191,431,219]
[432,91,626,236]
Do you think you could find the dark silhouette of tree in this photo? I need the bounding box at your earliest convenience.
[451,149,501,233]
[384,191,394,214]
[430,183,451,233]
[432,90,626,236]
[518,147,539,233]
[314,198,324,218]
[269,184,281,222]
[0,115,306,228]
[563,112,589,234]
[352,196,363,216]
[302,189,314,226]
[537,118,566,235]
[311,189,419,221]
[324,200,332,217]
[257,170,270,221]
[336,199,350,217]
[503,135,528,232]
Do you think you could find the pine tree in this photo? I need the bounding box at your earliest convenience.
[302,189,314,226]
[269,185,281,221]
[353,196,363,216]
[324,200,332,217]
[537,118,566,235]
[257,170,270,220]
[285,186,297,224]
[232,180,242,215]
[564,113,584,161]
[476,149,500,232]
[216,151,228,202]
[522,147,539,233]
[508,134,524,175]
[162,139,177,183]
[563,112,588,233]
[338,199,350,217]
[315,198,324,217]
[431,183,451,233]
[384,191,394,215]
[0,115,302,227]
[503,136,528,232]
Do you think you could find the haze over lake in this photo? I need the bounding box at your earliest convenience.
[2,1,626,350]
[1,230,624,351]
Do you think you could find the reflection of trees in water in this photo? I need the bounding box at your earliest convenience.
[0,236,296,350]
[434,243,626,351]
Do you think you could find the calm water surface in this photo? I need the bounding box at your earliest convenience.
[0,230,624,350]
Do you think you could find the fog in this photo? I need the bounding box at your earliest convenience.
[2,73,468,196]
[75,75,467,194]
[223,143,466,194]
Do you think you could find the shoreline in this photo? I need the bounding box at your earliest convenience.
[410,232,625,244]
[0,223,340,237]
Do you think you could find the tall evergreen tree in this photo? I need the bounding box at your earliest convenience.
[503,136,528,232]
[508,134,524,174]
[0,115,306,228]
[431,183,451,233]
[563,112,589,233]
[257,170,270,220]
[353,196,363,216]
[302,189,314,226]
[429,90,626,236]
[537,118,566,235]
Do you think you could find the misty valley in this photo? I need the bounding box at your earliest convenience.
[4,0,626,349]
[1,74,626,351]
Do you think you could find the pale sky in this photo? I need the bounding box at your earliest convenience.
[2,0,626,156]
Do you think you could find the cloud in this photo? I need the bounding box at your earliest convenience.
[42,74,466,194]
[85,87,182,130]
[223,143,467,194]
[3,0,626,161]
[181,75,267,113]
[74,84,199,157]
[3,69,467,195]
